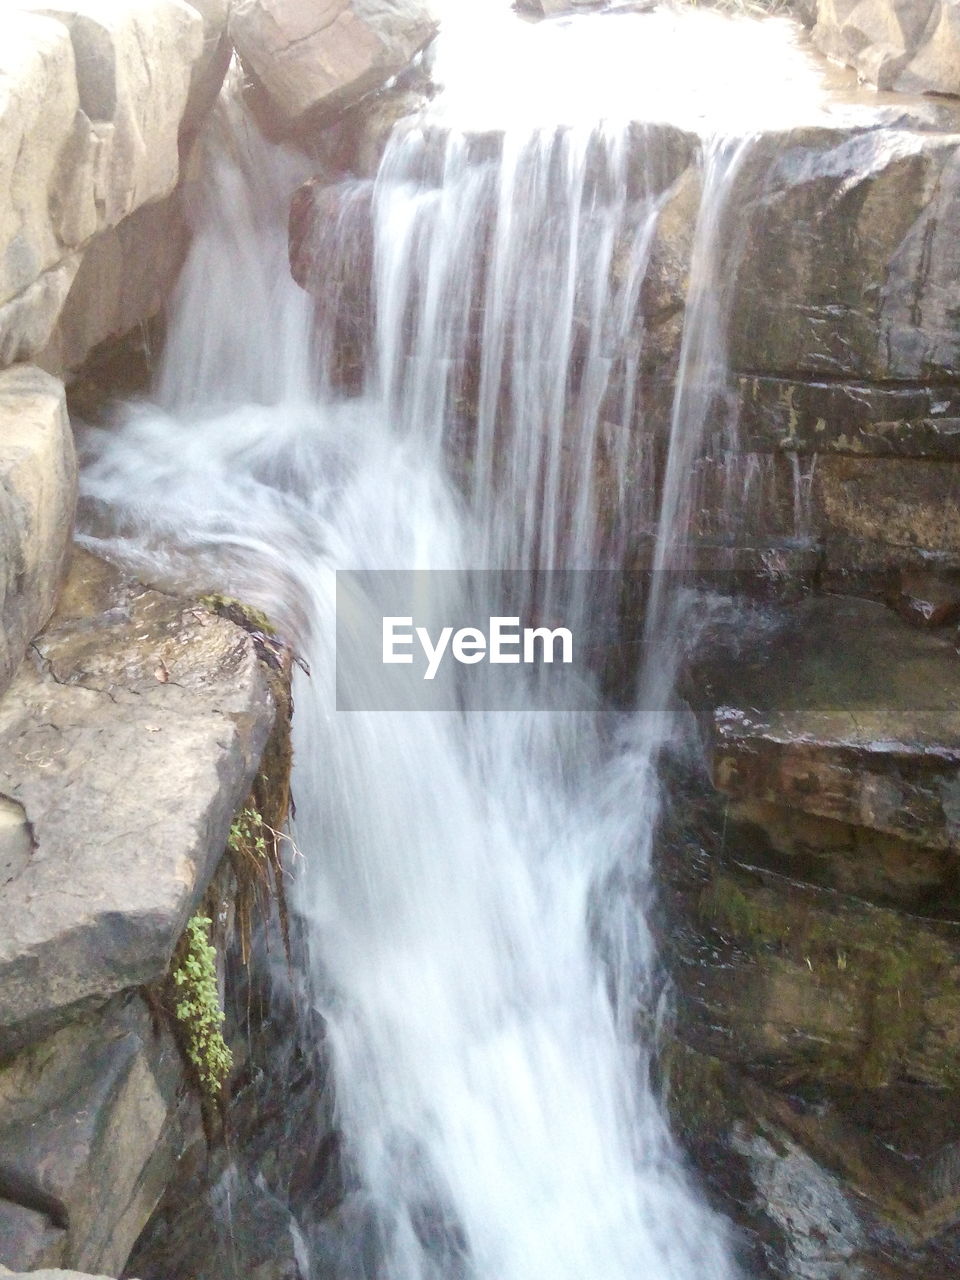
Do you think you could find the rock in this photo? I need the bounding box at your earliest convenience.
[0,1,225,372]
[724,799,956,914]
[730,127,960,382]
[0,1272,130,1279]
[814,0,960,97]
[690,863,960,1087]
[230,0,439,128]
[737,375,960,459]
[289,176,374,392]
[16,0,203,225]
[658,771,960,1277]
[0,995,189,1276]
[708,596,960,850]
[0,366,77,703]
[0,550,278,1054]
[39,191,190,379]
[125,921,335,1280]
[888,567,960,628]
[812,455,960,580]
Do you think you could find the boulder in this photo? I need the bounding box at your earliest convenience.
[0,995,187,1275]
[0,366,77,703]
[814,0,960,96]
[0,1,227,373]
[230,0,439,127]
[39,190,190,378]
[0,550,278,1054]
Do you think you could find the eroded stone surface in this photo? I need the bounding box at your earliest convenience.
[230,0,438,127]
[815,0,960,97]
[730,126,960,383]
[0,549,277,1053]
[0,1,224,372]
[708,596,960,849]
[0,995,187,1275]
[0,365,77,702]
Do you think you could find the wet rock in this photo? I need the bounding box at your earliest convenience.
[708,596,960,850]
[230,0,439,130]
[888,567,960,628]
[730,127,960,382]
[0,549,277,1053]
[290,176,375,393]
[0,995,190,1275]
[689,863,960,1087]
[0,366,77,702]
[725,799,957,915]
[658,779,960,1276]
[737,375,960,459]
[814,0,960,97]
[812,455,960,582]
[127,920,335,1280]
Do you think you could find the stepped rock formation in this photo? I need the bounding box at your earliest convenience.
[7,0,960,1277]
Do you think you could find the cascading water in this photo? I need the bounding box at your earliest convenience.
[79,5,852,1277]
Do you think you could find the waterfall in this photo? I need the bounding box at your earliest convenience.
[78,6,842,1279]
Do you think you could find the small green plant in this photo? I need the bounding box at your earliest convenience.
[229,806,268,862]
[171,914,233,1103]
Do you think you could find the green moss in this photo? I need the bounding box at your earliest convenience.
[699,876,792,949]
[171,914,233,1104]
[700,869,960,1089]
[660,1039,739,1139]
[198,593,277,637]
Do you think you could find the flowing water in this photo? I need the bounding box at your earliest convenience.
[79,5,860,1277]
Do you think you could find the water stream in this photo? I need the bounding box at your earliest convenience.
[79,5,865,1277]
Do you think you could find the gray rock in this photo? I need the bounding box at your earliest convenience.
[0,2,226,372]
[0,550,277,1054]
[709,596,960,850]
[729,126,960,382]
[0,366,77,703]
[38,191,190,379]
[0,996,187,1276]
[815,0,960,97]
[0,1271,128,1278]
[230,0,439,127]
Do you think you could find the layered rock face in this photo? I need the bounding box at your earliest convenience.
[230,0,438,126]
[728,121,960,586]
[814,0,960,95]
[659,592,960,1277]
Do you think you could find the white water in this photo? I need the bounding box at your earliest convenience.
[78,6,851,1278]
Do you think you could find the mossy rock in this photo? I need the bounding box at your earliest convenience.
[690,865,960,1089]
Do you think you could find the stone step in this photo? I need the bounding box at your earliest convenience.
[707,594,960,852]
